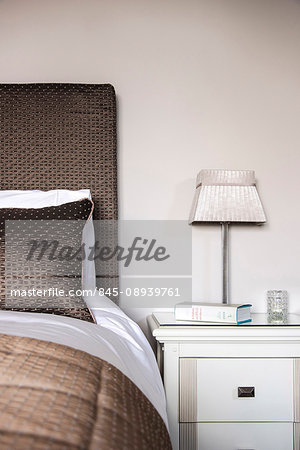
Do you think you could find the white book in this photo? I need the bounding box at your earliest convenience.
[174,302,252,324]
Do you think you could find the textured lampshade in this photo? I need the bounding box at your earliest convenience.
[189,169,266,224]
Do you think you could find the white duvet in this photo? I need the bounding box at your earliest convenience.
[0,297,168,426]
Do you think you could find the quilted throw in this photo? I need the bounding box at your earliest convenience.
[0,333,171,450]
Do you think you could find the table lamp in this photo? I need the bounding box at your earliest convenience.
[189,169,266,304]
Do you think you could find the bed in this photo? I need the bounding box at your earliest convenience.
[0,84,171,449]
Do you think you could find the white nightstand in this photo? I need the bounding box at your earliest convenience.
[148,312,300,450]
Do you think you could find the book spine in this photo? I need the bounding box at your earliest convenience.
[175,305,237,323]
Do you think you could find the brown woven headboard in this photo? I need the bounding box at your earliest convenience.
[0,83,118,296]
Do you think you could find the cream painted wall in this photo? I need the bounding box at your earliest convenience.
[0,0,300,332]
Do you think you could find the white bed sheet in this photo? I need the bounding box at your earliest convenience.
[0,299,168,426]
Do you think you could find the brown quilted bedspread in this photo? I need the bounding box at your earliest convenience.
[0,333,171,450]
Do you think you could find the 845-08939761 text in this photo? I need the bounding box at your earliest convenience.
[97,287,181,297]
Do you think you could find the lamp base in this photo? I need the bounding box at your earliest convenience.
[221,222,229,304]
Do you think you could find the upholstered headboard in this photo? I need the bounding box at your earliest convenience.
[0,83,118,296]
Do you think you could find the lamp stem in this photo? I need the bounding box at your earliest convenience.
[221,222,229,304]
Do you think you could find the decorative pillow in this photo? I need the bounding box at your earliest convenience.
[0,198,95,323]
[0,189,97,314]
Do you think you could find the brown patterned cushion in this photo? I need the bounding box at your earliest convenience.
[0,198,95,322]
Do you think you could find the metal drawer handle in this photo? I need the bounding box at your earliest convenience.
[238,386,255,398]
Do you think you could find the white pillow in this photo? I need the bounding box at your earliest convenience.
[0,189,91,208]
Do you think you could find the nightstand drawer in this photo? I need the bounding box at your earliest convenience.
[180,422,293,450]
[180,358,293,422]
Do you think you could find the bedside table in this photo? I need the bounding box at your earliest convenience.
[148,312,300,450]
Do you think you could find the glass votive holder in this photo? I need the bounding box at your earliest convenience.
[267,290,288,323]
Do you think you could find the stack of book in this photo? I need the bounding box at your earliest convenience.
[174,302,252,324]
